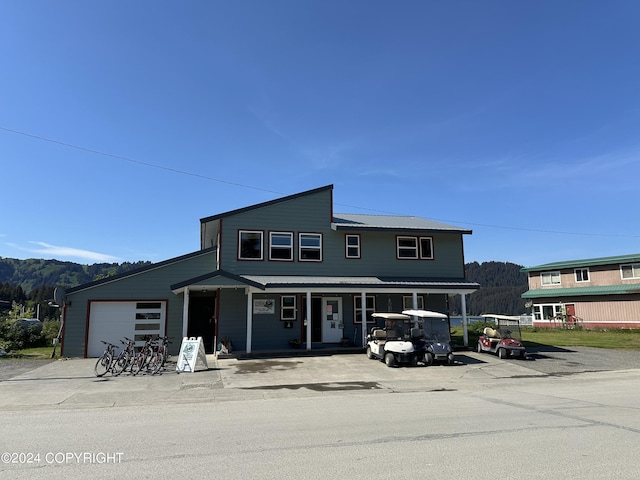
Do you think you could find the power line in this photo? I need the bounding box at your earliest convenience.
[2,125,639,239]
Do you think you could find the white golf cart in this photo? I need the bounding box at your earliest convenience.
[403,309,455,365]
[366,312,426,367]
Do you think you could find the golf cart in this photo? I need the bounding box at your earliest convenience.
[366,313,426,367]
[477,314,526,359]
[402,309,455,365]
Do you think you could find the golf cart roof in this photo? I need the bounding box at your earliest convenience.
[481,314,521,321]
[371,312,411,320]
[402,309,448,319]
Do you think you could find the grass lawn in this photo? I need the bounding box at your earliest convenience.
[0,346,54,360]
[451,326,640,350]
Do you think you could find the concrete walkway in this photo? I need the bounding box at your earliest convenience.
[0,350,556,410]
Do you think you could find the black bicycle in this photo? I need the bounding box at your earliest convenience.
[94,341,118,377]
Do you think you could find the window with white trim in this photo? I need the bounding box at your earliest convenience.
[354,295,376,324]
[281,295,296,320]
[345,234,360,258]
[397,236,418,259]
[575,268,590,283]
[402,295,424,310]
[270,232,293,261]
[541,271,561,286]
[621,264,640,279]
[419,237,434,259]
[238,230,263,260]
[299,233,322,261]
[534,304,565,321]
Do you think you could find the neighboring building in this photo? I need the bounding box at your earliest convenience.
[62,185,479,357]
[521,254,640,328]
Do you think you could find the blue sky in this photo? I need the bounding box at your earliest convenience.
[1,1,639,268]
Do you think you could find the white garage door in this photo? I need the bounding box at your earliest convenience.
[87,301,166,357]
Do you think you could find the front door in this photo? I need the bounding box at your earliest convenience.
[322,297,343,343]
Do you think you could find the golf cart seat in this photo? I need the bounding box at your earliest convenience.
[484,327,501,339]
[410,328,424,339]
[372,329,387,340]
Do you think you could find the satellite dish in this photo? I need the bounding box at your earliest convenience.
[53,287,66,307]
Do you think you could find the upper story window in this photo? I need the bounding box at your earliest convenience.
[397,236,418,259]
[299,233,322,261]
[419,237,434,259]
[621,263,640,280]
[238,230,263,260]
[345,234,360,259]
[269,232,293,261]
[541,271,561,286]
[397,236,434,259]
[575,268,590,283]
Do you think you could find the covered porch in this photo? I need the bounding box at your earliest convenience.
[172,271,479,354]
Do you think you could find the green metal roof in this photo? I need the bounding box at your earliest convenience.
[521,253,640,272]
[522,283,640,298]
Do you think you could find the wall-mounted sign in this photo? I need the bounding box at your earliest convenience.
[254,299,275,314]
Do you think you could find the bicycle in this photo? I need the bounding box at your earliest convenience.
[156,336,172,371]
[131,336,161,375]
[94,341,118,377]
[112,337,135,376]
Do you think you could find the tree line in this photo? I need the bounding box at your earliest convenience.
[0,257,529,319]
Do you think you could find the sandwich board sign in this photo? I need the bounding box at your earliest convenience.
[176,336,208,373]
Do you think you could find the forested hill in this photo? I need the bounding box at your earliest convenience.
[0,257,528,316]
[0,257,152,294]
[457,261,529,316]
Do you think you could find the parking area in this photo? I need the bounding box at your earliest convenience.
[1,345,639,411]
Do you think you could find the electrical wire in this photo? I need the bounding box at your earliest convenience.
[2,125,639,239]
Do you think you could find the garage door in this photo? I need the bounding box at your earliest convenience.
[87,301,166,357]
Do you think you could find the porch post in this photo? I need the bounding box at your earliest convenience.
[361,292,367,347]
[246,288,253,354]
[461,293,469,347]
[182,288,190,338]
[306,292,312,350]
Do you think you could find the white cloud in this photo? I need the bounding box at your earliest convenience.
[26,242,121,263]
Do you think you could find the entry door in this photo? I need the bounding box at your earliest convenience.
[322,297,343,343]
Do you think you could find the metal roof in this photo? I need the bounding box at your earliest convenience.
[331,213,472,234]
[241,275,479,293]
[522,283,640,299]
[521,253,640,272]
[171,272,479,294]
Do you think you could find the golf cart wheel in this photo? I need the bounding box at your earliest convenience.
[384,352,395,367]
[498,348,507,359]
[476,342,482,353]
[366,346,374,359]
[424,352,434,366]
